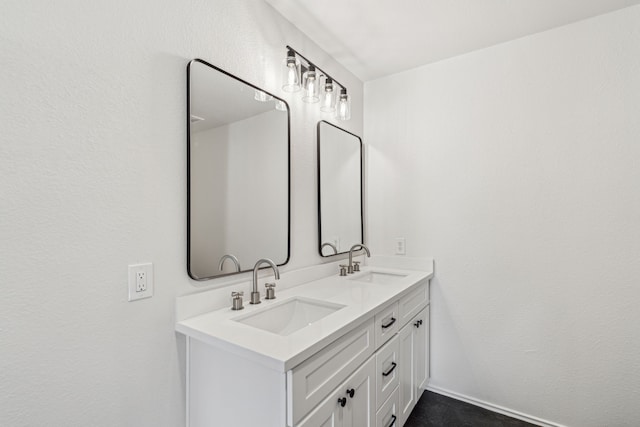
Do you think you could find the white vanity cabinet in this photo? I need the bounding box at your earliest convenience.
[398,306,429,426]
[181,272,431,427]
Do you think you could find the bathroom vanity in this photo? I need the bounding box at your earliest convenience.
[176,260,433,427]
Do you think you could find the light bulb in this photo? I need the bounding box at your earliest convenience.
[282,49,301,92]
[336,89,350,120]
[320,78,336,113]
[302,65,319,103]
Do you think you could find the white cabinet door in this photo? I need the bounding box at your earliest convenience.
[289,320,375,425]
[414,306,429,392]
[297,399,345,427]
[397,319,416,426]
[398,307,428,426]
[344,356,376,427]
[298,357,375,427]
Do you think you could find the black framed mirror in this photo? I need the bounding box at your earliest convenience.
[317,121,364,257]
[187,59,290,281]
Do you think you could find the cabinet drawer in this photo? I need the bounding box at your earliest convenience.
[288,319,375,425]
[398,281,428,327]
[374,301,399,348]
[376,386,399,427]
[375,334,399,410]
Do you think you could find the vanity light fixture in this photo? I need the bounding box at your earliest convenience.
[336,88,351,121]
[281,45,351,120]
[301,65,319,103]
[282,47,301,92]
[320,78,336,113]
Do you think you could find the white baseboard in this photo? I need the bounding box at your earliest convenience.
[426,385,566,427]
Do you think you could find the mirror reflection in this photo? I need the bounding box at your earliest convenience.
[188,59,290,281]
[317,121,363,257]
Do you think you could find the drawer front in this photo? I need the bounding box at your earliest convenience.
[376,386,399,427]
[375,334,399,410]
[398,281,428,327]
[288,319,375,425]
[374,302,399,349]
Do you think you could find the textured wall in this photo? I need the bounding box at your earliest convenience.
[365,6,640,426]
[0,1,362,425]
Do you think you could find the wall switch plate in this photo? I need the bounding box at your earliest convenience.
[395,238,406,255]
[128,263,153,301]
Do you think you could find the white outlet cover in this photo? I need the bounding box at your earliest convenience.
[128,263,154,301]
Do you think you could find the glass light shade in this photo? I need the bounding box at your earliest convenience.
[282,53,301,92]
[254,89,273,102]
[320,78,336,113]
[275,100,287,111]
[336,90,351,120]
[301,67,320,103]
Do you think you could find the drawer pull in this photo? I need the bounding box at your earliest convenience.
[346,388,355,398]
[338,397,347,407]
[381,317,396,329]
[382,362,397,377]
[387,414,397,427]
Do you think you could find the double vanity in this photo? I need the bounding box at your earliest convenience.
[183,57,433,426]
[176,259,433,427]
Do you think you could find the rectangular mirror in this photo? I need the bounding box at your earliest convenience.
[187,59,290,281]
[317,121,364,257]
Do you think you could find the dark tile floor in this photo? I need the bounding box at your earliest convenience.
[404,391,538,427]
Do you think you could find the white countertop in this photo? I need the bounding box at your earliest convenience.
[176,264,434,372]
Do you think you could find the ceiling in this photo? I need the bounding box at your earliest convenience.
[266,0,640,82]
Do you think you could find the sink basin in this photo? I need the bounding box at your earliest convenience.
[232,297,346,336]
[349,271,408,285]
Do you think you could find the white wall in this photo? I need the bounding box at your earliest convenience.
[0,1,362,425]
[365,6,640,427]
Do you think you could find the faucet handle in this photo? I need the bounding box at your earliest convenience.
[339,265,348,276]
[265,283,276,300]
[352,261,361,272]
[231,291,244,311]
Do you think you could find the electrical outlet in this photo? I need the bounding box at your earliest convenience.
[136,271,147,292]
[395,238,406,255]
[128,263,153,301]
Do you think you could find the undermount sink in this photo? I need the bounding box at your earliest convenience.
[232,297,346,336]
[349,271,408,285]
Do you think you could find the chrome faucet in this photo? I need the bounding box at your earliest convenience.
[218,254,241,272]
[321,242,338,255]
[251,258,280,305]
[348,244,370,274]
